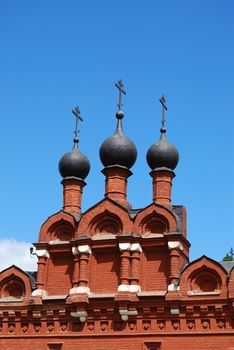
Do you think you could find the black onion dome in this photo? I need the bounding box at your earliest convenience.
[59,140,90,180]
[99,111,137,169]
[146,128,179,171]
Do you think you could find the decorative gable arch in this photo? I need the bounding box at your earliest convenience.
[133,203,177,234]
[0,265,32,300]
[77,198,133,236]
[180,256,228,299]
[39,211,76,242]
[88,209,123,235]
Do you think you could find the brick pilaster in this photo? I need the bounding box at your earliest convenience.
[70,245,92,295]
[32,249,50,296]
[118,243,131,291]
[168,241,183,291]
[72,250,79,288]
[130,243,142,292]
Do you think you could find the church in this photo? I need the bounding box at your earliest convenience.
[0,81,234,349]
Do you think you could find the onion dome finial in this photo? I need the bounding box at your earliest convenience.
[99,80,137,169]
[59,106,90,180]
[146,95,179,171]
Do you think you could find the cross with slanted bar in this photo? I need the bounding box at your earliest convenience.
[159,94,167,128]
[72,106,83,139]
[115,79,126,111]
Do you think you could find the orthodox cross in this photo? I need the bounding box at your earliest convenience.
[72,106,83,139]
[115,79,126,111]
[159,94,167,128]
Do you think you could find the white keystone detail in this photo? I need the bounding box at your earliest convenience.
[77,245,92,254]
[168,241,183,251]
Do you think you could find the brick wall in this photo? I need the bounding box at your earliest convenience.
[90,249,120,293]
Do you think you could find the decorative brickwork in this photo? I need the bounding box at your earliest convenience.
[1,111,234,349]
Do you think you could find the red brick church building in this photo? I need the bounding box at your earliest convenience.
[0,83,234,349]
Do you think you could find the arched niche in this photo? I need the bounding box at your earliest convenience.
[180,256,228,298]
[39,211,76,242]
[139,212,169,235]
[48,220,74,241]
[77,198,133,236]
[0,266,33,301]
[89,210,123,235]
[188,267,221,294]
[0,276,25,299]
[134,204,177,234]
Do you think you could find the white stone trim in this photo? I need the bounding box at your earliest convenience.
[130,243,142,252]
[170,308,180,315]
[49,240,70,245]
[35,249,50,258]
[42,295,67,300]
[31,289,48,297]
[119,309,128,321]
[187,290,220,296]
[119,242,142,252]
[70,310,87,322]
[0,297,23,303]
[119,308,138,321]
[119,309,128,315]
[69,286,90,295]
[119,242,131,251]
[168,283,180,291]
[168,241,183,251]
[117,284,129,292]
[127,310,138,316]
[72,247,79,255]
[117,284,142,293]
[32,311,42,318]
[77,245,92,255]
[129,284,141,293]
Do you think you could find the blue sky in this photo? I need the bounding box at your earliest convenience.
[0,0,233,269]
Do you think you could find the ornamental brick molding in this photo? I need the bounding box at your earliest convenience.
[0,99,234,349]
